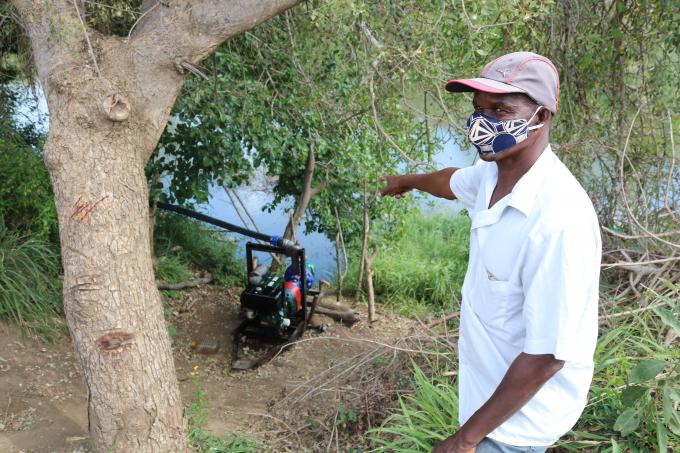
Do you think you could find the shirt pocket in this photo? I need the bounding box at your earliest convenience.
[473,275,523,329]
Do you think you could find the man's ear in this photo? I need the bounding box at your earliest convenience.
[537,107,552,124]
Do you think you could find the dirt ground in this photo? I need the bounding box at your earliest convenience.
[0,285,419,452]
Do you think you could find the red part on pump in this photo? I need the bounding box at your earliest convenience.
[283,280,302,311]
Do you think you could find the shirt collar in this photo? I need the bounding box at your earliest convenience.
[506,144,555,216]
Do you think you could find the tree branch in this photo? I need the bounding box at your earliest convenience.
[11,0,90,99]
[283,144,325,241]
[130,0,304,62]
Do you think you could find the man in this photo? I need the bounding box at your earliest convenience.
[381,52,601,452]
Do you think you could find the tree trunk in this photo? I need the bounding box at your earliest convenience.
[148,171,159,257]
[47,132,186,451]
[336,231,343,301]
[365,250,379,323]
[333,206,347,302]
[12,0,305,450]
[354,182,369,301]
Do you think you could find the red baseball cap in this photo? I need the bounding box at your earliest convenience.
[445,51,560,113]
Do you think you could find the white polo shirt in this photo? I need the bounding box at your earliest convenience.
[449,145,601,446]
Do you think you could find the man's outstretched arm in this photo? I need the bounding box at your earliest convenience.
[380,167,458,200]
[433,353,565,453]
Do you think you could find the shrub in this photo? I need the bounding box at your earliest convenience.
[0,139,57,241]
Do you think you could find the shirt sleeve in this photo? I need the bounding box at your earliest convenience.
[449,159,485,210]
[521,221,601,363]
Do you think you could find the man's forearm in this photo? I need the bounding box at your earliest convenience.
[456,353,565,447]
[403,167,457,199]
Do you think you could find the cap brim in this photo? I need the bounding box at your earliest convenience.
[445,77,528,95]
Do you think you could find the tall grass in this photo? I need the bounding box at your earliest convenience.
[350,211,470,315]
[0,217,62,340]
[369,362,459,452]
[155,254,193,284]
[154,211,244,286]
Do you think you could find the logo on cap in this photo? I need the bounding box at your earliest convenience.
[496,67,510,79]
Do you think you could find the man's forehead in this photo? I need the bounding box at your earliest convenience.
[473,91,533,107]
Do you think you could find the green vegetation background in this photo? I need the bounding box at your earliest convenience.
[1,0,678,451]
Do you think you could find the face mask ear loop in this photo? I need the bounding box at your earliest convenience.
[526,106,544,131]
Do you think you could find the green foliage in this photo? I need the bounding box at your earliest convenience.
[351,210,470,315]
[558,282,680,451]
[0,141,57,241]
[335,404,358,433]
[369,362,458,452]
[0,3,35,84]
[187,367,260,453]
[0,218,62,341]
[543,0,679,231]
[149,1,436,242]
[154,211,244,286]
[0,86,56,241]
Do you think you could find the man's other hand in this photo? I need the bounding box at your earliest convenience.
[379,174,411,198]
[432,432,476,453]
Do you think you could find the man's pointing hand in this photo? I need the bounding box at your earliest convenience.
[379,174,412,199]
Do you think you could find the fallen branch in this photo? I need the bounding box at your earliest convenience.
[602,225,679,240]
[314,306,360,325]
[601,256,679,270]
[427,311,460,328]
[157,273,212,290]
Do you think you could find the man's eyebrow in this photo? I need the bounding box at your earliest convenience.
[491,100,517,110]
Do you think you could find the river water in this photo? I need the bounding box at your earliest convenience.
[204,129,476,280]
[12,84,476,279]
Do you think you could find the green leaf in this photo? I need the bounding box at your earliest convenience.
[662,385,680,436]
[629,360,666,383]
[657,421,668,453]
[620,385,647,407]
[653,307,680,336]
[611,438,621,453]
[614,408,641,436]
[659,277,678,293]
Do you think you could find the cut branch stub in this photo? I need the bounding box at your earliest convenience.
[102,93,131,122]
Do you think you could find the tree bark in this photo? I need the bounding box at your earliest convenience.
[333,206,347,302]
[354,182,369,301]
[336,231,343,301]
[12,0,304,451]
[365,250,379,323]
[283,144,326,241]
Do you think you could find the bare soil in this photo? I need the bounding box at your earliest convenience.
[0,285,417,452]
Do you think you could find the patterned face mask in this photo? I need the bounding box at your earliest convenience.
[466,106,544,155]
